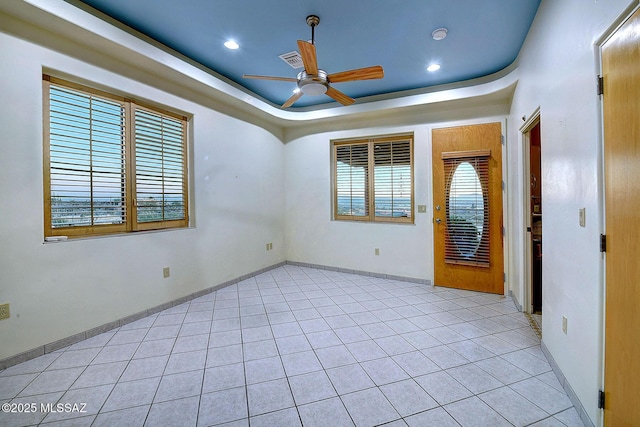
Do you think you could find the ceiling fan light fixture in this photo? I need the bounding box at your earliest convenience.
[432,28,448,41]
[300,82,328,96]
[298,70,329,96]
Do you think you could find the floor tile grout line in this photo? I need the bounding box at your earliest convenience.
[266,269,339,427]
[267,270,308,427]
[303,273,363,427]
[101,301,180,427]
[272,270,355,425]
[272,271,458,425]
[34,326,150,425]
[235,274,253,426]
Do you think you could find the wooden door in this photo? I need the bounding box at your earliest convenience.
[432,123,503,294]
[602,7,640,425]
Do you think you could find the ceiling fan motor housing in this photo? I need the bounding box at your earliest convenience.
[298,69,328,95]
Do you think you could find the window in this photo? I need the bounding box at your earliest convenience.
[333,134,413,223]
[43,76,188,238]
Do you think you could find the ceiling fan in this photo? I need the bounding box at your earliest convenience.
[243,15,384,108]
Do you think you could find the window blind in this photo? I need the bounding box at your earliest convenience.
[374,139,412,219]
[335,143,369,218]
[333,134,413,223]
[48,84,127,231]
[442,150,490,266]
[134,108,187,227]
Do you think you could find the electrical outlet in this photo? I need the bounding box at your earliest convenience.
[0,303,10,320]
[375,248,380,256]
[163,267,170,278]
[562,316,568,334]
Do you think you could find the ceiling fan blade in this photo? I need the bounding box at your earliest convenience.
[326,86,355,106]
[282,91,304,108]
[328,65,384,83]
[243,74,298,82]
[297,40,319,75]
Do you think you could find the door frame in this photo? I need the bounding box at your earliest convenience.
[519,108,540,314]
[430,118,508,296]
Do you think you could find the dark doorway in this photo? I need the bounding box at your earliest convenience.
[529,122,542,313]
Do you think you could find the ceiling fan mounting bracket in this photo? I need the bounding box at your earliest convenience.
[306,15,320,28]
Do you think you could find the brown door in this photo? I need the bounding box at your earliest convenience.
[432,123,503,294]
[602,7,640,425]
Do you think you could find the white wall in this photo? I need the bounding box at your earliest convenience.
[0,28,285,361]
[284,125,432,280]
[506,0,636,424]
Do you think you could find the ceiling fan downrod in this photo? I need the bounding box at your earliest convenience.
[306,15,319,45]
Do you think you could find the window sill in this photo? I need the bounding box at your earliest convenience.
[43,226,194,244]
[332,218,415,225]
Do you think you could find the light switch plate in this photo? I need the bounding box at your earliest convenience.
[579,208,586,227]
[417,205,427,213]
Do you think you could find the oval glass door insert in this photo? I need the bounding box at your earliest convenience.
[444,158,489,265]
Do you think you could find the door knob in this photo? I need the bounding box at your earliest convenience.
[435,218,441,224]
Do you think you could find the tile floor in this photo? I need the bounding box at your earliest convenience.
[0,265,584,427]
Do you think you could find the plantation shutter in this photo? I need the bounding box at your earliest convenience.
[333,134,413,223]
[44,76,189,238]
[373,138,412,220]
[335,142,370,219]
[133,107,188,230]
[442,150,490,266]
[46,81,127,236]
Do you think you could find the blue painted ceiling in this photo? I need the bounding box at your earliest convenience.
[75,0,540,108]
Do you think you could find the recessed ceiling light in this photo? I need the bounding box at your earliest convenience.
[427,64,441,72]
[432,28,448,41]
[224,40,239,50]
